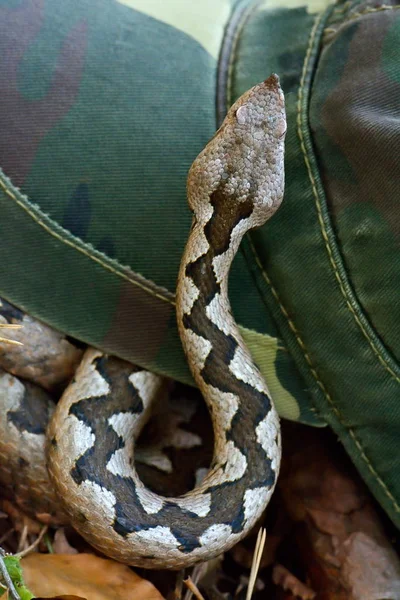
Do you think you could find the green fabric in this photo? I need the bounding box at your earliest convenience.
[234,0,400,525]
[1,0,400,528]
[0,0,314,425]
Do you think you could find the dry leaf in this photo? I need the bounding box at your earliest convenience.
[21,553,165,600]
[35,596,86,599]
[279,423,400,599]
[136,392,202,474]
[272,564,316,600]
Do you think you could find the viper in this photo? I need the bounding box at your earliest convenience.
[0,75,286,569]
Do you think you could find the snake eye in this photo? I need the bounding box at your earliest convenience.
[236,106,248,125]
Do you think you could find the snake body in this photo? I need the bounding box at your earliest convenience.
[0,75,286,569]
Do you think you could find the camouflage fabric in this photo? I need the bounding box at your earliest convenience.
[0,0,400,527]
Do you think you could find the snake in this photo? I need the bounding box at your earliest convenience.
[0,75,286,569]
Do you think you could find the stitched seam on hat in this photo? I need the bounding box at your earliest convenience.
[217,0,264,126]
[297,11,400,511]
[244,8,400,513]
[0,172,285,380]
[225,2,325,421]
[225,0,262,115]
[298,13,400,384]
[224,0,303,374]
[248,234,400,513]
[245,236,323,420]
[0,175,174,306]
[332,1,352,16]
[325,3,400,34]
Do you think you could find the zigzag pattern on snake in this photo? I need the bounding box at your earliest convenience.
[0,75,286,569]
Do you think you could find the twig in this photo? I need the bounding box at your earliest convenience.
[184,563,204,600]
[16,525,28,554]
[44,532,54,555]
[246,528,266,600]
[0,548,20,600]
[0,337,23,346]
[16,526,48,558]
[183,576,206,600]
[172,569,184,600]
[0,323,23,345]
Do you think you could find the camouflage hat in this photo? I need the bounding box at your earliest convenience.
[0,0,400,528]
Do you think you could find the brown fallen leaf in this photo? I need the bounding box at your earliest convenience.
[21,553,165,600]
[136,384,213,499]
[272,564,316,600]
[136,387,203,475]
[35,596,86,599]
[278,423,400,600]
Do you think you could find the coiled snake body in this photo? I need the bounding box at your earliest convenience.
[0,76,286,569]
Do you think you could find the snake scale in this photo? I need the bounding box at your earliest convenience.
[0,75,286,569]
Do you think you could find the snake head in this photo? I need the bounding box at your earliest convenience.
[188,74,286,229]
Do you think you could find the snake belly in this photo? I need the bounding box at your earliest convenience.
[3,75,286,569]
